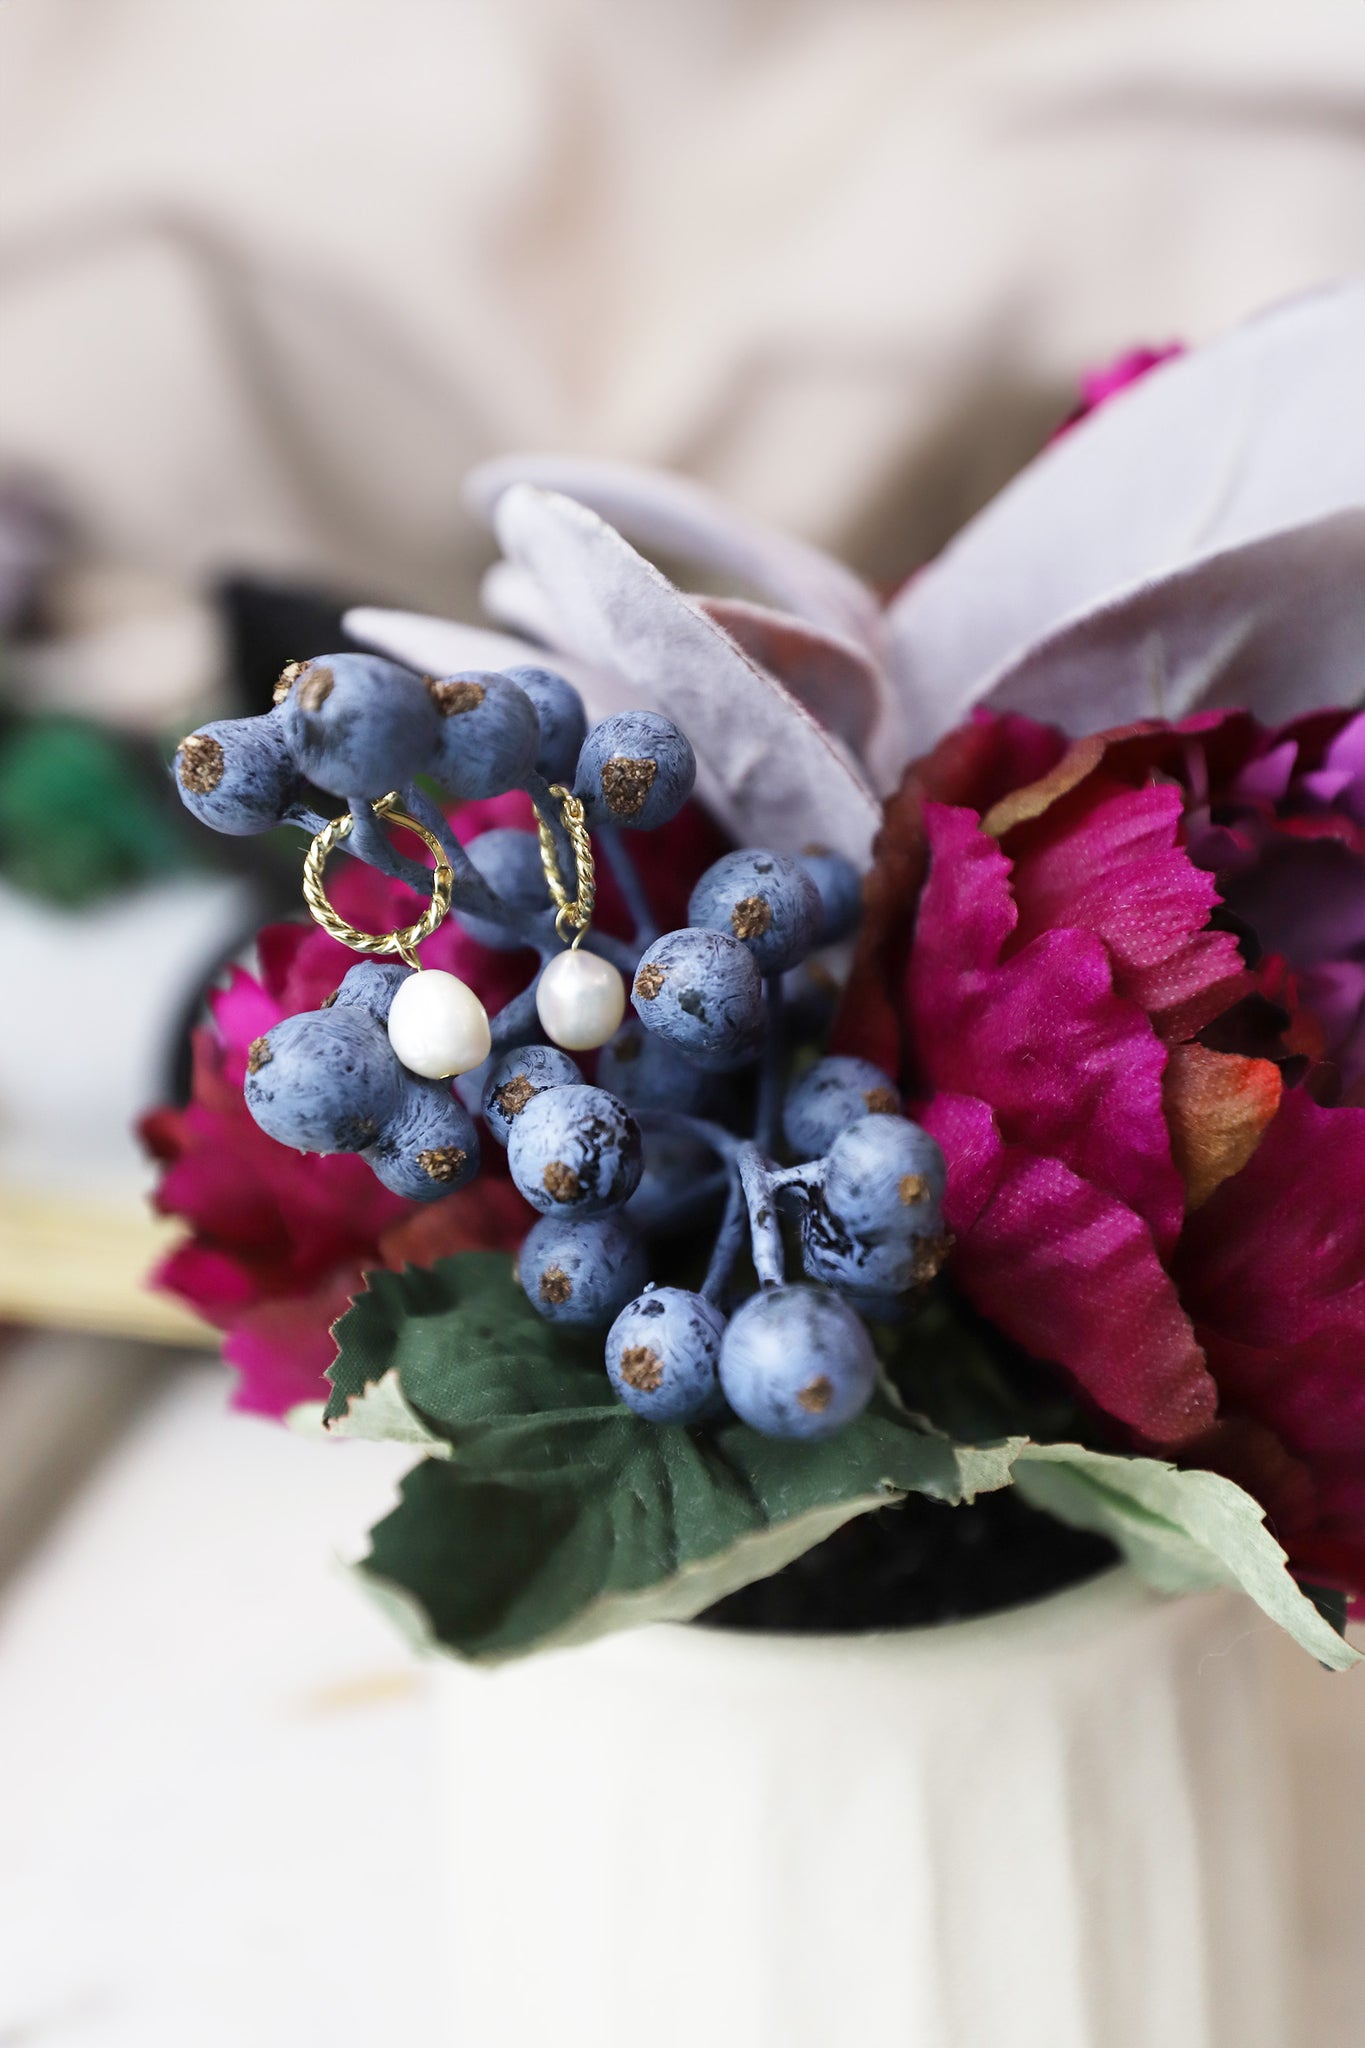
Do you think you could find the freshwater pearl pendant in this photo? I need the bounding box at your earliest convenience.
[536,948,626,1052]
[387,969,492,1078]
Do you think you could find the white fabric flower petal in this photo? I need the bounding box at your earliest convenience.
[886,282,1365,757]
[695,597,884,758]
[343,608,545,678]
[493,484,881,864]
[465,453,883,650]
[980,511,1365,733]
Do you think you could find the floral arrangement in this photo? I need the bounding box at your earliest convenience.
[149,286,1365,1668]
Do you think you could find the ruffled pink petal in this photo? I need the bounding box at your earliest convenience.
[222,1275,362,1415]
[907,804,1184,1250]
[922,1093,1216,1443]
[210,968,283,1063]
[1005,778,1245,1039]
[153,1240,261,1321]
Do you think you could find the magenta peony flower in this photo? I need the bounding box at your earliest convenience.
[836,705,1365,1605]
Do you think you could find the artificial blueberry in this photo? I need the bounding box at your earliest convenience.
[518,1212,649,1327]
[820,1115,947,1240]
[687,847,821,976]
[506,1083,643,1217]
[505,665,588,785]
[278,653,440,799]
[363,1076,480,1201]
[782,1056,903,1162]
[631,926,764,1071]
[459,827,549,948]
[625,1129,726,1236]
[429,671,539,800]
[244,1006,402,1154]
[718,1285,878,1441]
[175,709,302,835]
[481,1044,584,1147]
[325,959,411,1025]
[596,1018,720,1115]
[606,1288,727,1424]
[795,845,863,944]
[574,711,696,831]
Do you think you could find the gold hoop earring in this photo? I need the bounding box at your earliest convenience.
[531,785,626,1050]
[302,791,453,971]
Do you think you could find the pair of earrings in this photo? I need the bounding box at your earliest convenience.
[301,788,625,1079]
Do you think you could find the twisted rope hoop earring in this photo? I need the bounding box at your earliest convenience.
[535,785,596,948]
[302,791,453,970]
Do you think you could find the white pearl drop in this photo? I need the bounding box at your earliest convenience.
[536,949,626,1052]
[387,969,492,1079]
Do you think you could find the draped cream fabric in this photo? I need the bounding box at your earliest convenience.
[2,0,1365,715]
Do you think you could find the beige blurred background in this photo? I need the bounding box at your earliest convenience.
[1,2,1363,2042]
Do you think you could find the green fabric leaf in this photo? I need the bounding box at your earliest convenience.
[330,1255,1012,1663]
[1014,1445,1360,1672]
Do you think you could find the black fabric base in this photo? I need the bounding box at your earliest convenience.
[700,1487,1117,1634]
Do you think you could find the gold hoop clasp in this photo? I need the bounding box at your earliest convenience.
[302,791,453,970]
[535,784,596,948]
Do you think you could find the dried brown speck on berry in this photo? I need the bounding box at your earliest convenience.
[494,1073,535,1119]
[428,677,485,716]
[177,734,224,794]
[246,1036,272,1075]
[619,1344,664,1392]
[272,659,306,705]
[543,1160,580,1203]
[297,664,334,712]
[864,1087,899,1116]
[600,755,657,818]
[898,1173,928,1206]
[912,1232,953,1284]
[540,1266,573,1306]
[797,1375,833,1414]
[634,962,665,1001]
[419,1146,467,1183]
[801,842,830,858]
[730,895,772,942]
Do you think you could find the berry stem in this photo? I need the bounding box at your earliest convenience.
[701,1167,747,1306]
[598,824,658,946]
[738,1143,785,1288]
[755,974,785,1152]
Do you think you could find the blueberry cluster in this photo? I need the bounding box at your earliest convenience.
[175,652,950,1443]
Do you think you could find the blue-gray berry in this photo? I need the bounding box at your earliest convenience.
[279,653,440,798]
[326,959,411,1025]
[688,848,821,976]
[518,1213,649,1327]
[796,845,863,944]
[505,665,588,785]
[175,710,302,835]
[481,1045,584,1147]
[506,1083,642,1216]
[244,1007,402,1154]
[575,711,696,831]
[429,672,539,800]
[625,1130,725,1236]
[631,926,764,1072]
[459,828,548,949]
[606,1288,726,1424]
[718,1285,877,1441]
[363,1077,480,1200]
[595,1018,720,1114]
[820,1115,947,1240]
[782,1056,903,1162]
